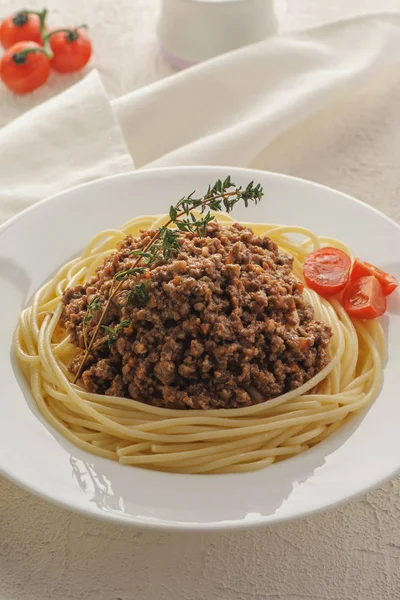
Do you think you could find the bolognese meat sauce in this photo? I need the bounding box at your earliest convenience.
[62,223,332,409]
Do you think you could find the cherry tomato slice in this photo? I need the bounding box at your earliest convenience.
[0,11,43,50]
[0,42,50,94]
[303,247,351,297]
[343,275,387,319]
[351,258,398,297]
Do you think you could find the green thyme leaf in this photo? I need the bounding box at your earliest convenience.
[84,296,101,324]
[102,319,131,346]
[114,267,147,281]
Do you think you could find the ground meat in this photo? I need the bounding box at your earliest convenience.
[62,223,332,409]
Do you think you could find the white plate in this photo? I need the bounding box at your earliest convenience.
[1,166,400,531]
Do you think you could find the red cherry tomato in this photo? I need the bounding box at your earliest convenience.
[0,41,50,94]
[0,11,44,50]
[303,247,351,297]
[343,276,387,319]
[351,258,398,297]
[49,28,92,73]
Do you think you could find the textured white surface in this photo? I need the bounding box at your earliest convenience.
[1,1,400,599]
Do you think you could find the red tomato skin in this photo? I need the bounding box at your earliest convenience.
[0,42,50,94]
[343,276,387,319]
[351,258,398,297]
[303,247,351,297]
[50,29,92,73]
[0,13,43,50]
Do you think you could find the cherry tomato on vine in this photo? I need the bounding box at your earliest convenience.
[49,27,92,73]
[0,11,44,50]
[0,41,50,94]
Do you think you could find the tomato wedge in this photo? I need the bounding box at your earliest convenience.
[343,275,386,319]
[351,258,398,296]
[303,247,351,297]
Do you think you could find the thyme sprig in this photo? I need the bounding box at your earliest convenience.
[127,283,149,305]
[113,266,147,282]
[84,296,101,325]
[102,319,131,347]
[82,296,101,348]
[73,177,263,382]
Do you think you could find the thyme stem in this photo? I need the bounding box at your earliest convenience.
[73,179,263,382]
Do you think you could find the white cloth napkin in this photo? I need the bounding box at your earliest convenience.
[2,11,400,227]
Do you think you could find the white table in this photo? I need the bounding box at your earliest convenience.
[1,1,400,599]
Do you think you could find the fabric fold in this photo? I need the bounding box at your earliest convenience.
[112,11,400,168]
[0,71,133,224]
[2,11,400,225]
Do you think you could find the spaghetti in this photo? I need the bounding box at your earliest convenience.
[15,213,385,474]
